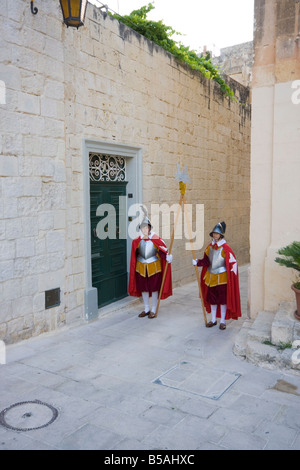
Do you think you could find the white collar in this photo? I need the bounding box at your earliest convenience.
[211,238,226,247]
[139,231,156,239]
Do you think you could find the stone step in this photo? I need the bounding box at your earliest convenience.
[271,302,296,346]
[248,310,274,343]
[233,301,300,372]
[233,318,253,358]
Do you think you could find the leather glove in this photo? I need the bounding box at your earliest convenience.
[166,254,173,263]
[192,259,198,266]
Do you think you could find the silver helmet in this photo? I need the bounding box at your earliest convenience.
[139,216,152,229]
[209,221,226,238]
[139,205,152,230]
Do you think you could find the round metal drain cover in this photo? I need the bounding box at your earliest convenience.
[0,400,58,432]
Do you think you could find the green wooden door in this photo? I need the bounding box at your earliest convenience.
[90,181,128,308]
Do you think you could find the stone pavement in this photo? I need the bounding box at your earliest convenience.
[1,265,300,450]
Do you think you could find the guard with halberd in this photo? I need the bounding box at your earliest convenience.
[193,221,241,329]
[128,211,173,318]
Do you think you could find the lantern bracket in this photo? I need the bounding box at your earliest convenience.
[30,1,38,15]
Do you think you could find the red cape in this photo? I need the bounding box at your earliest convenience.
[128,233,172,299]
[200,243,241,320]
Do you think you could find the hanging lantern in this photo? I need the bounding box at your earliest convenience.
[59,0,88,28]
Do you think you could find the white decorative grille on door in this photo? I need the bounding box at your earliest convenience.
[89,153,126,182]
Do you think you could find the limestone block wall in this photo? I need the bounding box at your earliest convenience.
[250,0,300,316]
[212,41,254,88]
[0,0,251,343]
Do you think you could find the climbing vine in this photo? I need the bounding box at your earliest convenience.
[110,3,235,99]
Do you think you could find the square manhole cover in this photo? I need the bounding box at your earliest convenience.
[153,361,241,400]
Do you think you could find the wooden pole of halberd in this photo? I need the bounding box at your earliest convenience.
[154,187,184,318]
[182,193,208,326]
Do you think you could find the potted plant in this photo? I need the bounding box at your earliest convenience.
[275,241,300,321]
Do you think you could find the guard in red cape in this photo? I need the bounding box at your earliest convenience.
[193,221,241,330]
[129,215,172,319]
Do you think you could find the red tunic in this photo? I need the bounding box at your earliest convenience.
[128,233,172,299]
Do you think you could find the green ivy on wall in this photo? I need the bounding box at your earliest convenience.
[110,3,235,99]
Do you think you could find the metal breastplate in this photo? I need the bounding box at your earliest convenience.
[208,246,226,274]
[137,239,159,264]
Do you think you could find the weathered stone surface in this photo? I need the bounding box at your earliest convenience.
[0,0,251,343]
[234,302,300,372]
[271,302,295,346]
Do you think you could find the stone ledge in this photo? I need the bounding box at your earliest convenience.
[233,302,300,373]
[271,302,295,346]
[248,311,274,343]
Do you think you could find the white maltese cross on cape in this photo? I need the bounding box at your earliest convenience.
[229,252,238,275]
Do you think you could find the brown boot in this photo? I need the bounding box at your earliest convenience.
[138,311,149,317]
[206,321,217,328]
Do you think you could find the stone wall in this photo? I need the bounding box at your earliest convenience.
[212,41,254,88]
[250,0,300,316]
[0,0,251,343]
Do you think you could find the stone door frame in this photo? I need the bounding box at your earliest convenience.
[82,139,143,321]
